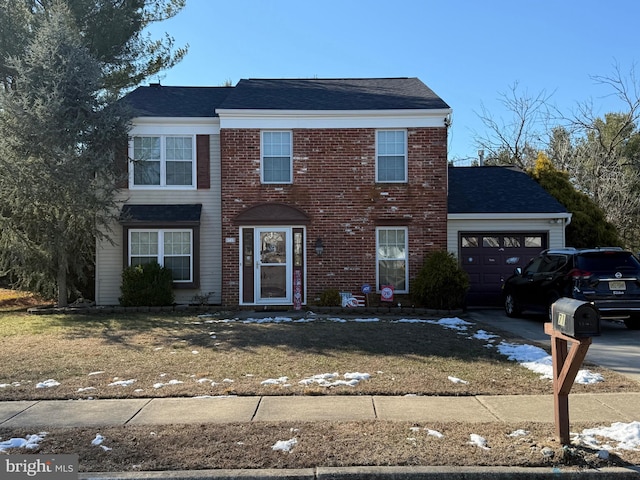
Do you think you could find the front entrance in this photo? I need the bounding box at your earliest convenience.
[235,203,309,306]
[240,226,305,306]
[256,228,291,303]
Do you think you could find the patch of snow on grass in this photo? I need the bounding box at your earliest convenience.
[271,437,297,452]
[0,433,47,452]
[36,379,60,388]
[299,372,370,387]
[448,376,469,384]
[573,421,640,451]
[108,379,137,387]
[469,433,490,450]
[496,341,604,385]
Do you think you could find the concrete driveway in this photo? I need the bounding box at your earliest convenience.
[467,308,640,383]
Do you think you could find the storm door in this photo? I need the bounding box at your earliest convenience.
[256,228,292,303]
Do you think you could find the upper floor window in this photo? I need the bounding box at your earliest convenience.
[376,130,407,183]
[131,135,195,188]
[262,131,292,184]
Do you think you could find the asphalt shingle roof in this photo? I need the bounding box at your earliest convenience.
[448,166,568,214]
[218,77,450,110]
[123,86,233,117]
[122,78,450,117]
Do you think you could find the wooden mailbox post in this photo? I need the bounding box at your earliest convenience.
[545,297,600,445]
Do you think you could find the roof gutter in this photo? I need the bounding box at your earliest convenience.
[216,108,452,129]
[448,212,573,222]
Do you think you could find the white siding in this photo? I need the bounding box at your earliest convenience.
[95,133,222,306]
[447,217,567,258]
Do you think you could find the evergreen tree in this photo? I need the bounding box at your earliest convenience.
[0,3,130,305]
[531,153,620,248]
[0,0,187,95]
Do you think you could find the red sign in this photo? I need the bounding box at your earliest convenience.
[380,285,394,303]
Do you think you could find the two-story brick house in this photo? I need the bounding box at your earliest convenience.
[95,77,452,307]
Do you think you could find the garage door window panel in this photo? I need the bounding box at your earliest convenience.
[525,236,543,248]
[462,236,479,248]
[483,236,500,248]
[504,237,521,248]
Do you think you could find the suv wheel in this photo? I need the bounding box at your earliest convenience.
[504,293,521,317]
[624,315,640,330]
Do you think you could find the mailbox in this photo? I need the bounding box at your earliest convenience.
[551,298,600,337]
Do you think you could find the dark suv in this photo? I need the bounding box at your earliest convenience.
[502,247,640,329]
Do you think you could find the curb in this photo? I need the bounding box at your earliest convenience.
[79,465,640,480]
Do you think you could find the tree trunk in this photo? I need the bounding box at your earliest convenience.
[57,251,68,307]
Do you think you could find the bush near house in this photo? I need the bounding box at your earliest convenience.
[413,250,469,310]
[119,262,175,307]
[318,288,341,306]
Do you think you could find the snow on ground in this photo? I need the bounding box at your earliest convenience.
[496,341,605,384]
[0,433,47,452]
[573,421,640,451]
[1,314,638,457]
[469,433,490,450]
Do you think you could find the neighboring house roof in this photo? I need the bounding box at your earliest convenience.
[120,204,203,224]
[448,166,568,214]
[218,77,450,111]
[122,78,450,117]
[123,85,233,117]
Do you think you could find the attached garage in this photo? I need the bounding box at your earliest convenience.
[447,167,571,306]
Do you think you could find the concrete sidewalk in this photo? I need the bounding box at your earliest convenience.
[1,392,638,428]
[2,394,639,479]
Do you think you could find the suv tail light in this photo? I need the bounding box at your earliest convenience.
[569,268,592,280]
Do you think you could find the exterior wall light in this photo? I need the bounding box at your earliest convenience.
[315,238,324,256]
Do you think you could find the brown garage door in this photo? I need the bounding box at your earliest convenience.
[460,232,547,306]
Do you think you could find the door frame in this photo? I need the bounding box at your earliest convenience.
[255,227,292,304]
[239,226,306,306]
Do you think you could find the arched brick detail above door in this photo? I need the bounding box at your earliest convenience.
[234,203,310,225]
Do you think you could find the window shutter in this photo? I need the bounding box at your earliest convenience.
[196,134,210,189]
[115,140,129,189]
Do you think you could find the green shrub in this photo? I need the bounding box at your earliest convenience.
[413,250,469,310]
[319,288,341,306]
[119,262,175,307]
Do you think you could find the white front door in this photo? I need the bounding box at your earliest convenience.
[256,228,292,304]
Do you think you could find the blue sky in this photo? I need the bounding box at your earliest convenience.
[146,0,639,163]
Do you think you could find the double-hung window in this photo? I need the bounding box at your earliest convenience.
[129,229,193,283]
[376,227,408,293]
[261,131,292,184]
[376,130,407,183]
[131,135,195,188]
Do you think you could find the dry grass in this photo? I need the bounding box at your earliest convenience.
[2,422,639,472]
[0,311,636,401]
[0,288,47,310]
[0,295,638,472]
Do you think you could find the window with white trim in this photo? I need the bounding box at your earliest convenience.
[129,229,193,282]
[376,227,408,293]
[261,131,292,183]
[131,135,195,188]
[376,130,407,182]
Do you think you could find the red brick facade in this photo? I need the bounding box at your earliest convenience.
[220,127,448,306]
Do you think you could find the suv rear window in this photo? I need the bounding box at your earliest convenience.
[576,252,640,272]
